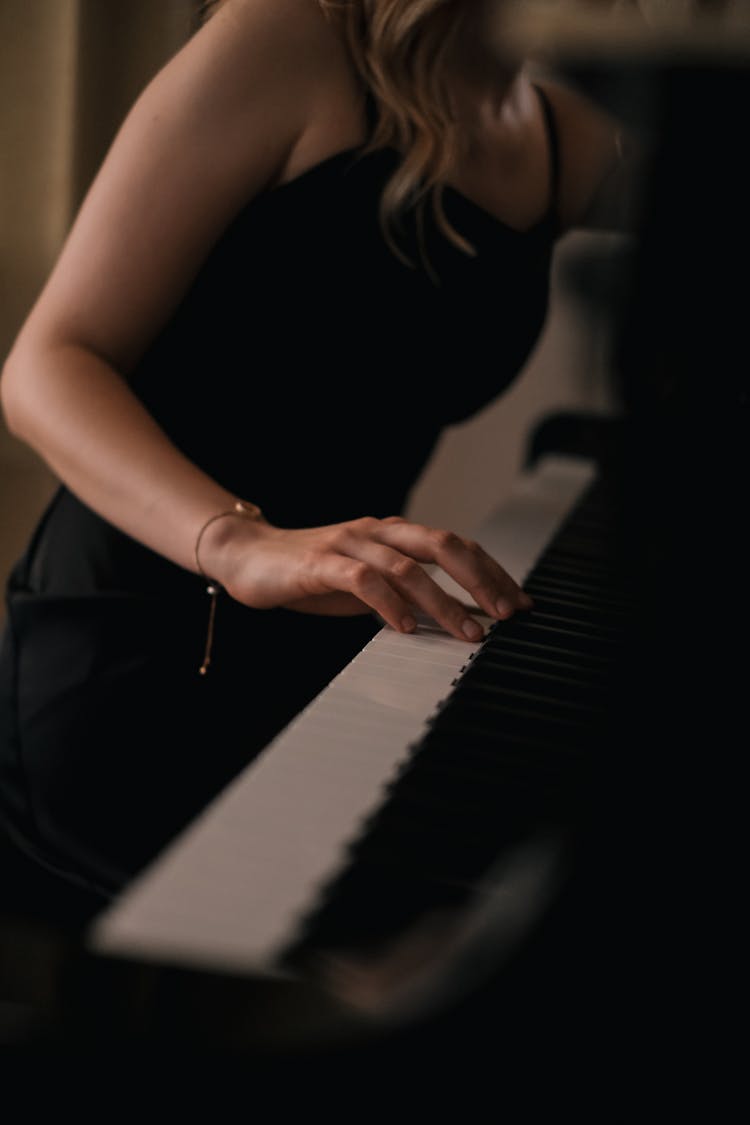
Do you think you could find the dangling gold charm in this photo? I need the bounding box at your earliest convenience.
[194,499,263,675]
[199,583,220,675]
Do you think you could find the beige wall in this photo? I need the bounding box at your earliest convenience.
[1,0,77,585]
[0,1,619,621]
[0,0,194,607]
[406,229,621,535]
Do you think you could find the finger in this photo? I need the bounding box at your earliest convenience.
[342,539,489,642]
[302,551,420,636]
[282,592,370,616]
[373,521,534,619]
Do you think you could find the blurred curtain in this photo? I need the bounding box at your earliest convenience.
[0,0,195,609]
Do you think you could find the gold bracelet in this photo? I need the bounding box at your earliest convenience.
[195,499,263,675]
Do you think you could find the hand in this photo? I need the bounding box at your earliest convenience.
[207,514,533,642]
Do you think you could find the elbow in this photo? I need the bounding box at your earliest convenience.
[0,333,50,444]
[1,350,23,437]
[0,346,31,440]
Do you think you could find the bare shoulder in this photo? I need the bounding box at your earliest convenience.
[206,0,370,171]
[178,0,350,139]
[201,0,355,110]
[532,72,635,232]
[12,0,352,374]
[199,0,346,72]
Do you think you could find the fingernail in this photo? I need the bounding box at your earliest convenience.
[495,598,512,619]
[401,615,417,633]
[462,618,484,641]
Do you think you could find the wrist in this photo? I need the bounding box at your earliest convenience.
[194,500,265,587]
[193,499,266,676]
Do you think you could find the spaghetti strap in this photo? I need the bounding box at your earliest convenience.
[363,85,379,140]
[533,84,561,220]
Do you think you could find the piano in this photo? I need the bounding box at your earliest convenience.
[86,451,606,954]
[74,436,636,1071]
[2,7,748,1093]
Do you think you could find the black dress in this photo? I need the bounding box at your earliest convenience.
[0,86,562,902]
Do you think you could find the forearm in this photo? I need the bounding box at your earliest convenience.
[0,341,538,642]
[1,341,240,575]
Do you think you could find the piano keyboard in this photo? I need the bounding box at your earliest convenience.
[88,452,617,1010]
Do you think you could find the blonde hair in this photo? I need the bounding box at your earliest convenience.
[319,0,481,270]
[200,1,504,272]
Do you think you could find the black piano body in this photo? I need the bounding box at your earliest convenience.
[1,21,749,1096]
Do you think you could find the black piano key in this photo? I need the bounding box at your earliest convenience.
[514,597,627,633]
[527,553,619,582]
[451,658,611,707]
[427,706,599,757]
[413,729,589,774]
[417,718,593,762]
[282,862,474,961]
[443,679,607,725]
[385,754,574,808]
[531,550,623,575]
[469,634,612,678]
[377,765,540,820]
[484,617,618,659]
[533,550,614,579]
[517,606,622,642]
[524,577,632,613]
[449,645,612,704]
[281,471,627,970]
[476,652,610,695]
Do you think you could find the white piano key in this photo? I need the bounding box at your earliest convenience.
[89,454,596,977]
[433,453,596,605]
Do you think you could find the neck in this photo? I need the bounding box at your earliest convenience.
[446,1,521,128]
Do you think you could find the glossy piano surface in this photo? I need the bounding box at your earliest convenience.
[0,442,635,1081]
[3,12,748,1089]
[88,454,600,981]
[61,443,633,1072]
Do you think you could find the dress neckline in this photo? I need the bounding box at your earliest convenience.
[264,142,558,239]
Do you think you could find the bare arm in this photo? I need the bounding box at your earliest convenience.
[1,0,325,571]
[0,0,532,641]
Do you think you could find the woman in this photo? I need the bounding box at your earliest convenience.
[0,0,634,906]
